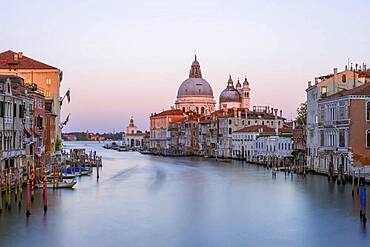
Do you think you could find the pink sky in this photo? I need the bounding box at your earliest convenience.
[2,0,369,133]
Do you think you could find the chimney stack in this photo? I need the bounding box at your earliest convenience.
[308,81,312,87]
[18,52,23,59]
[279,110,282,118]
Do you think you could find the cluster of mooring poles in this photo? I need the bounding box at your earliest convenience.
[1,149,102,218]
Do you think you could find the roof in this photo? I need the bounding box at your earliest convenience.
[234,125,275,133]
[234,124,293,134]
[323,82,370,100]
[151,109,185,117]
[0,50,58,70]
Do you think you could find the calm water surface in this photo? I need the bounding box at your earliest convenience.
[0,141,369,247]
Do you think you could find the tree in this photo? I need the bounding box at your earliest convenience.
[296,101,307,125]
[55,136,63,151]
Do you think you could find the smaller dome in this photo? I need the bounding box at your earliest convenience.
[219,75,241,103]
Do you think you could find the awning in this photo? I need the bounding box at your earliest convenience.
[24,128,32,138]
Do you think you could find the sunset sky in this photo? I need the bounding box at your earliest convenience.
[2,0,369,133]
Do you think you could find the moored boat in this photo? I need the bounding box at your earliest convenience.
[36,179,77,189]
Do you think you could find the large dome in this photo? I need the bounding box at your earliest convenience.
[176,55,214,98]
[219,76,241,103]
[177,77,214,97]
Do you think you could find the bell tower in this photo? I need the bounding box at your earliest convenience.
[242,76,251,110]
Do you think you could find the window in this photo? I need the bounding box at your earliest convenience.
[320,131,324,146]
[46,78,51,86]
[229,119,232,125]
[367,130,370,149]
[342,74,346,83]
[229,128,232,135]
[339,129,345,147]
[13,103,16,118]
[321,86,328,97]
[0,102,5,118]
[367,101,370,121]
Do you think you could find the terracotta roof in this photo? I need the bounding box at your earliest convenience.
[235,125,275,133]
[358,69,370,78]
[323,82,370,100]
[235,124,292,134]
[0,50,58,70]
[151,109,185,117]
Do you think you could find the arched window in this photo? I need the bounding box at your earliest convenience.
[367,101,370,121]
[201,107,205,114]
[182,107,185,112]
[196,107,199,113]
[367,130,370,148]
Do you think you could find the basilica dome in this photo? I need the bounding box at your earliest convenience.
[177,77,214,97]
[219,75,241,103]
[174,56,216,115]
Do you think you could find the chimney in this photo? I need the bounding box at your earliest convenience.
[308,81,312,87]
[345,65,348,71]
[333,68,338,76]
[314,77,318,84]
[18,52,23,59]
[279,110,282,118]
[271,107,274,114]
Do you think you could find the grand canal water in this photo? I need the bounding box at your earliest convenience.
[0,141,369,246]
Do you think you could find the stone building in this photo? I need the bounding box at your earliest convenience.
[232,125,276,161]
[0,50,63,141]
[315,82,370,176]
[216,107,285,158]
[0,75,33,183]
[122,117,146,149]
[306,66,370,170]
[175,56,216,115]
[149,109,186,153]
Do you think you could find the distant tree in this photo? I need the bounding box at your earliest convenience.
[296,101,307,125]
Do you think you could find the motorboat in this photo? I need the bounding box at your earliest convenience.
[36,179,77,189]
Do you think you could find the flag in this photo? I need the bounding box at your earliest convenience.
[66,89,70,103]
[63,114,70,126]
[61,89,71,106]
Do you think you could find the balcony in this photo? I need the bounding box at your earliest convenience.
[0,149,26,159]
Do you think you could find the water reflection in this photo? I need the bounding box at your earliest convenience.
[0,141,369,247]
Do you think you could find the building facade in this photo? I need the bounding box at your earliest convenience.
[306,66,370,171]
[0,50,62,142]
[315,82,370,176]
